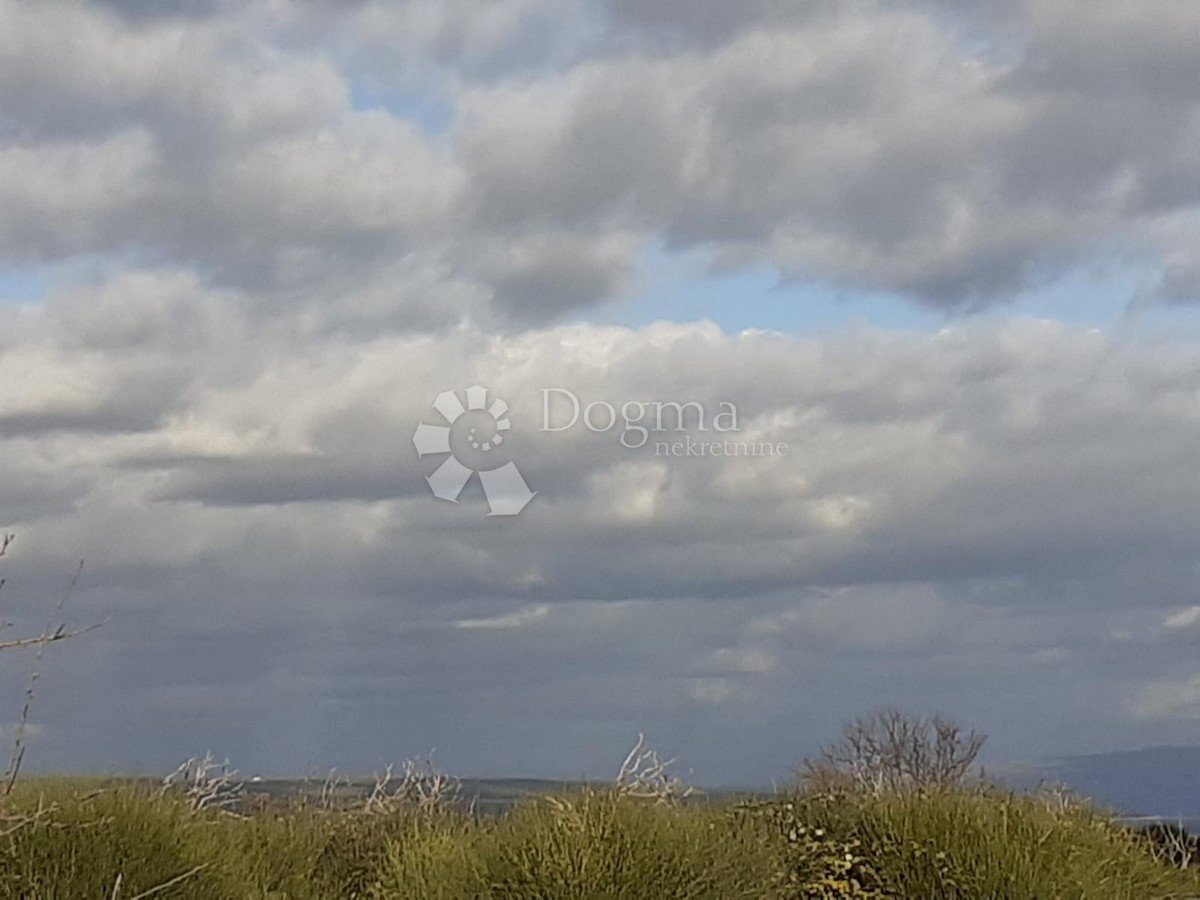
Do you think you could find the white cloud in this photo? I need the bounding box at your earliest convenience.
[712,648,776,674]
[688,678,734,706]
[455,605,552,631]
[1128,676,1200,721]
[1163,607,1200,631]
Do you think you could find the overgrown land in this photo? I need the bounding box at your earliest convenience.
[1,712,1199,899]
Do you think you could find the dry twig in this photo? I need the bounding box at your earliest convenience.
[363,753,461,815]
[2,554,99,795]
[615,733,693,804]
[162,752,244,812]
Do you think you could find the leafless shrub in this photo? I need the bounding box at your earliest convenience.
[162,752,244,812]
[801,708,986,795]
[363,754,461,816]
[614,733,694,804]
[1139,820,1198,870]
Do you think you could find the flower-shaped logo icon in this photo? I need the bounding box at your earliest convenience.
[412,385,536,516]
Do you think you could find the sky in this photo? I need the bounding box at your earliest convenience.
[2,0,1200,786]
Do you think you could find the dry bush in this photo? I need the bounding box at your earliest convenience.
[161,752,244,812]
[615,733,693,805]
[363,754,461,816]
[802,708,986,795]
[1137,820,1199,870]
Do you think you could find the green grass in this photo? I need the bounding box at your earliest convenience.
[463,790,780,898]
[746,787,1200,899]
[0,780,1195,898]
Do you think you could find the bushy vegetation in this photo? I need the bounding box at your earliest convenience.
[740,788,1200,899]
[0,778,1197,899]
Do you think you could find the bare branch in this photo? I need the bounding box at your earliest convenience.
[162,753,244,812]
[363,753,461,816]
[615,733,693,804]
[0,623,104,651]
[1140,820,1198,871]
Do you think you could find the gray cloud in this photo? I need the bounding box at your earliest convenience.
[1,311,1199,780]
[3,0,1200,784]
[93,0,224,23]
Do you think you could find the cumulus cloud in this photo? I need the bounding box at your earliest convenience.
[4,0,1200,316]
[451,0,1200,309]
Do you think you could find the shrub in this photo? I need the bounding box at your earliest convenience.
[367,819,486,899]
[0,783,227,899]
[801,708,986,795]
[1,774,1198,898]
[475,789,779,899]
[748,786,1200,899]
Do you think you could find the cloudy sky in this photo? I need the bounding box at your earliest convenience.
[3,0,1200,785]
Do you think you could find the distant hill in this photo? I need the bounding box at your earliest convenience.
[232,748,1200,822]
[994,746,1200,821]
[236,775,737,816]
[234,776,585,815]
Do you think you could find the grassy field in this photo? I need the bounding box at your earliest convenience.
[0,778,1196,898]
